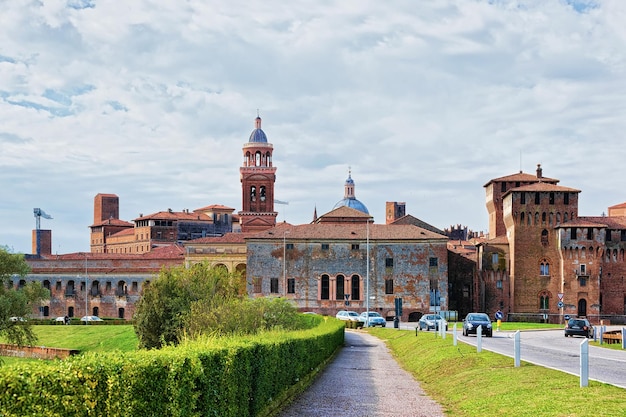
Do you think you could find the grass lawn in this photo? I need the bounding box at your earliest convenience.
[1,325,138,366]
[369,327,626,417]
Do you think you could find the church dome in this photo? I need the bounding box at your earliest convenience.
[333,197,369,214]
[249,116,268,143]
[332,171,369,214]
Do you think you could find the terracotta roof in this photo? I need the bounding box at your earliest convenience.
[134,211,212,221]
[90,218,134,227]
[38,245,185,261]
[484,171,559,187]
[247,223,448,241]
[558,216,626,229]
[109,228,135,237]
[482,235,509,245]
[608,202,626,210]
[185,232,256,244]
[505,182,580,194]
[194,204,235,212]
[390,214,446,235]
[316,205,373,220]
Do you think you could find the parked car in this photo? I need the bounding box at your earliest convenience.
[9,316,27,322]
[564,318,594,338]
[80,315,103,322]
[462,313,493,337]
[336,310,360,321]
[358,311,386,327]
[418,314,448,331]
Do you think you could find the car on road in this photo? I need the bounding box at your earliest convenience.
[462,313,493,337]
[80,315,103,322]
[564,317,594,338]
[335,310,360,321]
[418,314,448,331]
[358,311,386,327]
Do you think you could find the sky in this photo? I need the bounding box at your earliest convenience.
[2,0,625,255]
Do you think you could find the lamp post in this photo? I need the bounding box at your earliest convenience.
[283,230,289,296]
[84,253,89,324]
[365,218,370,328]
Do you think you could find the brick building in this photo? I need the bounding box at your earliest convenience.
[477,164,626,323]
[21,247,184,319]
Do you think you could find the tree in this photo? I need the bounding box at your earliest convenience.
[0,246,50,347]
[133,262,245,349]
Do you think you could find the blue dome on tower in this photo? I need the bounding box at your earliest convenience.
[332,170,369,214]
[249,116,268,143]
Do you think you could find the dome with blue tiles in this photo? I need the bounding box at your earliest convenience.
[249,116,268,143]
[333,171,369,214]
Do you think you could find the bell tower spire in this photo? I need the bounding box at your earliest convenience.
[238,114,278,232]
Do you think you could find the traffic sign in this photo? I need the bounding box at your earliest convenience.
[558,293,564,301]
[495,311,504,320]
[557,301,564,308]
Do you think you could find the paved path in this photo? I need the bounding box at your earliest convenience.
[276,330,446,417]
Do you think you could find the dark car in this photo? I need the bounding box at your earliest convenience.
[462,313,493,337]
[564,318,594,338]
[418,314,448,331]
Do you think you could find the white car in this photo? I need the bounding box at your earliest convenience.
[335,310,360,321]
[358,311,386,327]
[80,315,103,322]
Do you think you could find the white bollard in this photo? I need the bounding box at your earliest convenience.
[514,330,521,368]
[477,325,482,352]
[453,323,457,346]
[580,339,589,387]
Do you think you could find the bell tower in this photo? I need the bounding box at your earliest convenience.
[238,115,278,232]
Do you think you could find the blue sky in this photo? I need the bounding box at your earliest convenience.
[1,0,625,254]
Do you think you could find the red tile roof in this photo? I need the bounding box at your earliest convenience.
[484,171,559,187]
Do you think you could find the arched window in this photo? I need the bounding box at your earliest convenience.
[336,275,345,300]
[564,212,569,222]
[255,151,261,166]
[535,212,540,225]
[260,186,266,202]
[539,291,549,310]
[250,186,256,202]
[556,212,561,224]
[541,229,549,246]
[542,212,547,224]
[520,212,525,224]
[540,260,549,276]
[351,275,360,301]
[320,275,330,300]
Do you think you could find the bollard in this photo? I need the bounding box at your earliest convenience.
[580,339,589,387]
[514,331,521,367]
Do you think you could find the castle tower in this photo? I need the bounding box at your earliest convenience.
[238,115,277,232]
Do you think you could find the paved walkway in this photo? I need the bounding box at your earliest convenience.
[276,330,446,417]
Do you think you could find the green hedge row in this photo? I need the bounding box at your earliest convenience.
[0,317,344,417]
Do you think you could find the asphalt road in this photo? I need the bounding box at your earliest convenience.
[454,325,626,389]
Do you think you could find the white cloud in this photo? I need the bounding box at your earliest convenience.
[1,0,626,253]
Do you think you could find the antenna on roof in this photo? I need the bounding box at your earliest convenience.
[519,150,522,173]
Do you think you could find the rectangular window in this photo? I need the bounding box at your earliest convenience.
[385,258,394,268]
[580,277,587,287]
[321,243,329,250]
[385,279,394,294]
[520,192,526,204]
[253,277,262,294]
[570,228,577,240]
[587,228,593,240]
[606,230,612,242]
[287,278,295,294]
[501,182,507,192]
[580,264,586,275]
[621,230,626,242]
[564,193,570,205]
[351,244,360,250]
[549,192,555,204]
[535,192,540,204]
[492,253,498,266]
[286,243,294,250]
[429,257,438,267]
[496,280,503,289]
[270,278,279,293]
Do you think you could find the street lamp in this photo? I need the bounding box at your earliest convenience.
[283,230,289,296]
[365,218,371,328]
[84,253,89,323]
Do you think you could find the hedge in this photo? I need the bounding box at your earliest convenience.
[0,317,344,417]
